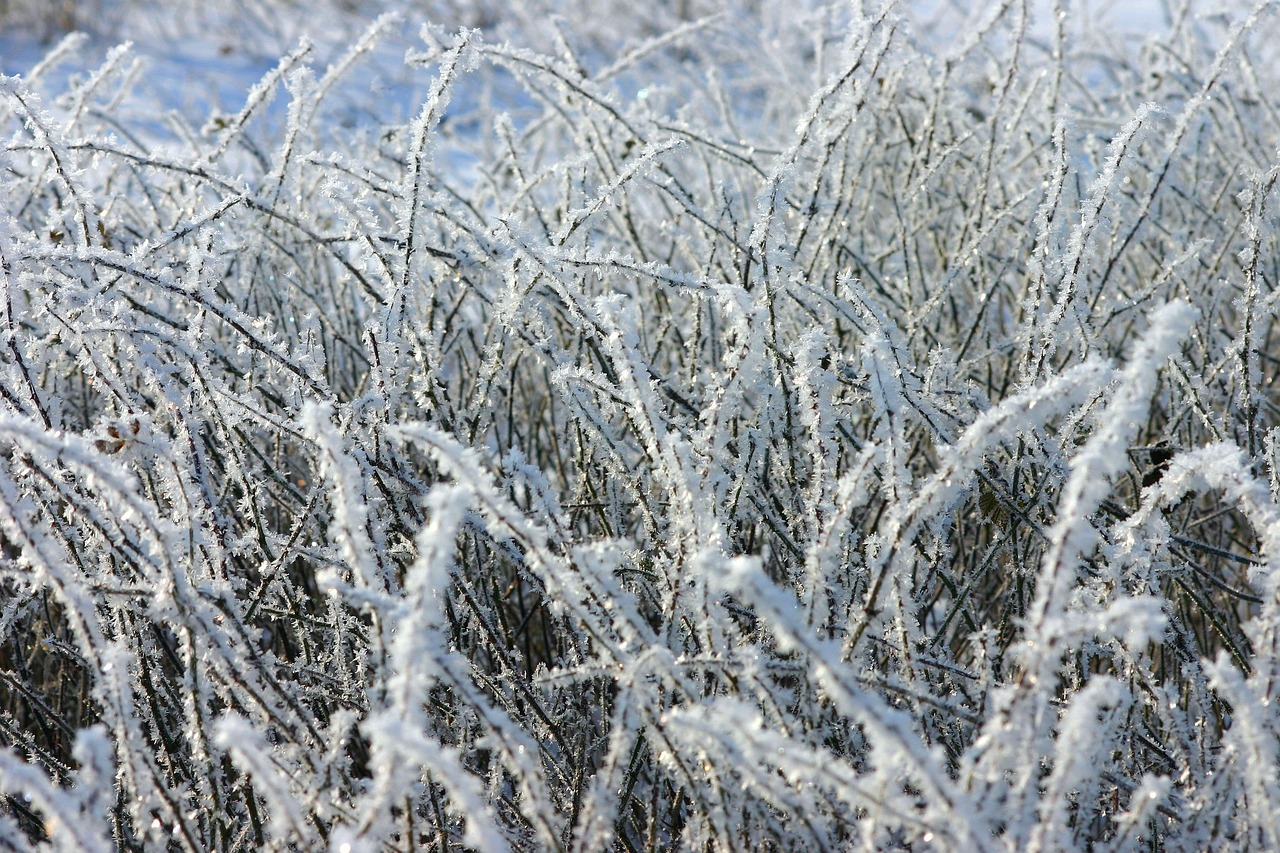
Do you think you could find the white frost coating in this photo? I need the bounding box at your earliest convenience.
[345,483,510,852]
[0,726,116,851]
[302,400,388,596]
[713,552,997,852]
[1028,676,1127,853]
[1032,301,1196,634]
[214,715,313,845]
[3,1,1280,849]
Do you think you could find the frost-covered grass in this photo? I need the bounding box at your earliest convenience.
[2,0,1280,849]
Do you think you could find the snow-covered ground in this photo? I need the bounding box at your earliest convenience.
[0,0,1183,127]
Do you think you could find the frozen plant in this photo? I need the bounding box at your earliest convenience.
[2,0,1280,849]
